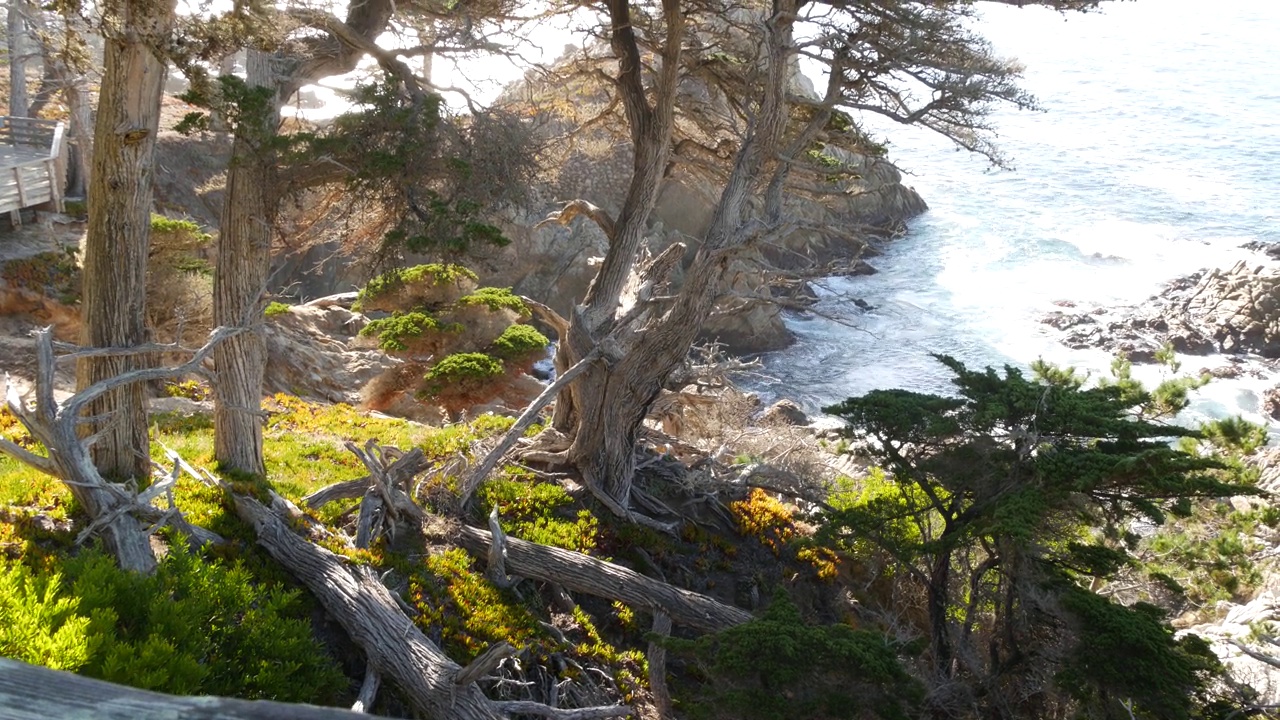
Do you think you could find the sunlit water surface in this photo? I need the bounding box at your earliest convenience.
[753,0,1280,429]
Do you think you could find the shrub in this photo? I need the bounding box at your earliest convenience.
[264,302,292,318]
[0,250,80,304]
[355,264,477,312]
[359,311,440,352]
[489,323,548,361]
[457,287,530,316]
[422,353,503,389]
[0,562,95,671]
[668,592,921,720]
[65,548,346,702]
[0,549,345,704]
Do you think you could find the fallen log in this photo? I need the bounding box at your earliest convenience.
[233,492,506,720]
[232,493,633,720]
[0,657,380,719]
[455,524,752,632]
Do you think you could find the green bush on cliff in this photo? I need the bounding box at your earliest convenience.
[355,264,478,311]
[457,287,530,316]
[359,311,440,352]
[489,323,548,361]
[422,352,503,389]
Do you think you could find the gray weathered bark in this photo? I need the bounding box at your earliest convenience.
[212,49,279,475]
[0,657,381,720]
[455,522,752,632]
[7,0,31,117]
[552,0,795,519]
[77,0,176,481]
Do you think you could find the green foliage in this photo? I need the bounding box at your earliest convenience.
[421,352,504,397]
[359,311,440,352]
[355,263,477,311]
[315,77,534,261]
[458,287,531,316]
[477,477,598,552]
[489,323,549,361]
[0,550,344,703]
[668,592,922,720]
[0,563,94,671]
[263,302,291,318]
[406,548,541,662]
[819,355,1251,717]
[1056,584,1225,720]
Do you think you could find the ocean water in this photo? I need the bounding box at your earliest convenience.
[755,0,1280,428]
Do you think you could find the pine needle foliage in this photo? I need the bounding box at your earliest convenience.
[820,354,1254,718]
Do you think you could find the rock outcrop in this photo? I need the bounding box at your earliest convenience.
[262,304,401,405]
[1044,261,1280,361]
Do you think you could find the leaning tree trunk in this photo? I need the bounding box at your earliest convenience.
[6,0,30,118]
[556,0,792,514]
[212,50,279,476]
[77,0,175,481]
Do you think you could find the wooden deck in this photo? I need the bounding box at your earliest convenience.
[0,117,67,225]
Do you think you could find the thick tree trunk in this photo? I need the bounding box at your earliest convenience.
[212,50,279,476]
[77,0,174,481]
[7,0,30,117]
[557,0,793,514]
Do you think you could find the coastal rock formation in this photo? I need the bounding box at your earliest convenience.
[1044,260,1280,360]
[262,304,401,405]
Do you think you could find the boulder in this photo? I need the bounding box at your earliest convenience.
[262,305,401,405]
[1044,261,1280,360]
[758,399,810,426]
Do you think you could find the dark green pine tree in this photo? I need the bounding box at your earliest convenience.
[821,355,1256,719]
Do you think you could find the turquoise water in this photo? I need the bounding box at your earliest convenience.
[756,0,1280,426]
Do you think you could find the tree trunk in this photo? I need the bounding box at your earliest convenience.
[6,0,30,117]
[30,9,92,197]
[232,494,506,720]
[77,0,174,481]
[212,50,279,476]
[557,0,793,514]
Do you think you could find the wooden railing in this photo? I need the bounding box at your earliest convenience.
[0,116,68,225]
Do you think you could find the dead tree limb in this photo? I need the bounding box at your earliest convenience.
[350,667,381,714]
[233,492,507,720]
[535,200,617,243]
[456,524,752,632]
[0,326,240,573]
[458,351,602,507]
[647,612,674,719]
[0,657,381,719]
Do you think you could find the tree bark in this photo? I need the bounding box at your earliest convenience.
[30,8,92,196]
[209,0,395,474]
[212,50,279,476]
[455,523,752,633]
[7,0,30,117]
[0,657,383,720]
[232,494,507,720]
[77,0,175,481]
[557,0,794,514]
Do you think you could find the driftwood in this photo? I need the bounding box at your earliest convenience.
[0,657,383,719]
[456,524,752,632]
[0,327,239,572]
